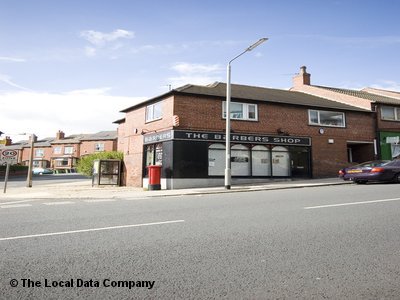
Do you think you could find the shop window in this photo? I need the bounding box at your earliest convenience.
[222,102,258,121]
[146,102,162,122]
[272,146,290,176]
[231,144,250,176]
[309,109,345,127]
[252,145,271,176]
[381,106,400,121]
[208,143,225,176]
[145,143,163,166]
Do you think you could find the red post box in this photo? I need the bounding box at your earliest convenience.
[147,165,162,190]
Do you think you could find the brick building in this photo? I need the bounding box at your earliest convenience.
[1,130,117,172]
[116,81,376,189]
[291,66,400,160]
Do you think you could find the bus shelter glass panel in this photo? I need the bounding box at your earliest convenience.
[272,146,290,176]
[92,159,121,186]
[252,145,271,176]
[231,144,250,176]
[208,143,225,176]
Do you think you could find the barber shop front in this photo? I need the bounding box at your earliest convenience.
[142,130,311,189]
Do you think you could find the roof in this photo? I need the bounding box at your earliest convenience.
[314,85,400,106]
[119,82,371,113]
[78,131,117,141]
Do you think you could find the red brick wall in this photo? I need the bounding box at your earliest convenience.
[120,94,376,186]
[376,104,400,131]
[79,140,117,156]
[119,97,174,186]
[173,94,376,178]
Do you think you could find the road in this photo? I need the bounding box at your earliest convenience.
[2,173,90,188]
[1,183,400,299]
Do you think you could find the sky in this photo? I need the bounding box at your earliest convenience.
[1,0,400,141]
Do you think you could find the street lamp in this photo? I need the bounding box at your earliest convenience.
[225,38,268,189]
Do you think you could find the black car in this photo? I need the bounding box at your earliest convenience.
[338,159,400,184]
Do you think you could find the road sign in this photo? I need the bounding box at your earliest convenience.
[0,149,18,165]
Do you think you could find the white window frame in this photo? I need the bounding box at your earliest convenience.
[53,146,62,154]
[308,109,345,127]
[94,143,105,152]
[64,146,74,155]
[145,102,162,122]
[222,101,258,121]
[381,106,400,121]
[35,149,44,157]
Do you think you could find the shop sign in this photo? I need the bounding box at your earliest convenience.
[143,130,173,144]
[174,130,311,146]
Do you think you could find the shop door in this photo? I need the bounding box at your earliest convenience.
[290,149,310,178]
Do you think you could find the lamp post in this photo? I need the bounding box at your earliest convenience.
[26,133,36,188]
[225,38,268,189]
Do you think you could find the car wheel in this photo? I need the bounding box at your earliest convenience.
[394,173,400,183]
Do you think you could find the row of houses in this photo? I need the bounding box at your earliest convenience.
[115,66,400,189]
[0,130,117,172]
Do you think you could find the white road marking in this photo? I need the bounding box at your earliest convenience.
[0,220,185,242]
[43,201,74,205]
[0,204,32,209]
[304,197,400,210]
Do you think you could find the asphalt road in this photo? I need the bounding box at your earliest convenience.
[1,183,400,299]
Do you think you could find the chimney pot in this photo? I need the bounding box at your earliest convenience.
[293,66,311,87]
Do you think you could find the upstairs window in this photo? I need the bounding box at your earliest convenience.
[146,102,162,122]
[64,146,74,155]
[53,147,62,154]
[35,149,44,157]
[222,102,258,121]
[95,143,105,152]
[309,109,345,127]
[381,106,400,121]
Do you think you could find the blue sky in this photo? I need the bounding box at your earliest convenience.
[1,0,400,140]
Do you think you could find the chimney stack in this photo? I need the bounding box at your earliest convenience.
[5,136,12,146]
[56,130,65,140]
[293,66,311,87]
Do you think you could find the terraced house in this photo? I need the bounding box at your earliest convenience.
[291,66,400,161]
[1,131,117,172]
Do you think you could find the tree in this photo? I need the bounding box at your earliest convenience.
[76,151,123,176]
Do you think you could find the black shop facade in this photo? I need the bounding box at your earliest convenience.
[143,129,312,189]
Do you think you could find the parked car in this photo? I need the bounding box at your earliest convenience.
[32,167,53,175]
[338,159,400,184]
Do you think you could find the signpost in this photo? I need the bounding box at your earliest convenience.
[1,149,18,193]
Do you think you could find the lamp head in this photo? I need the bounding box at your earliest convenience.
[246,38,268,51]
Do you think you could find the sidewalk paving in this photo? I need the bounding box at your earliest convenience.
[0,177,350,202]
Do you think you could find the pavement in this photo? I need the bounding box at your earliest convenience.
[0,177,351,201]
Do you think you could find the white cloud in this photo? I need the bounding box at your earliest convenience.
[169,62,223,87]
[171,63,222,74]
[84,46,97,57]
[0,89,145,141]
[0,56,26,62]
[0,74,32,91]
[370,80,400,92]
[80,29,134,47]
